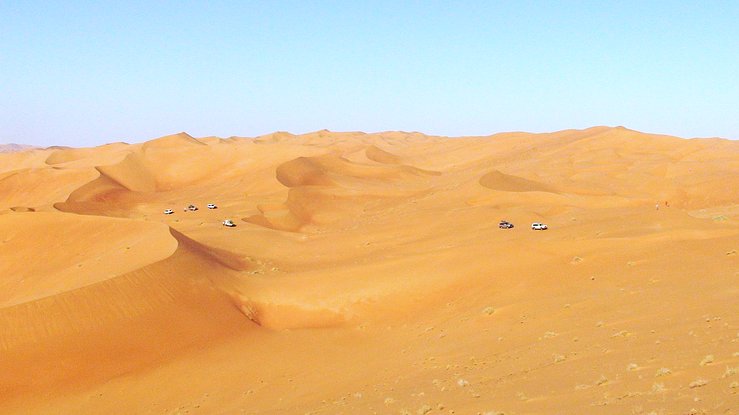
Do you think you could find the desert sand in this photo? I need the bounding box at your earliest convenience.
[0,126,737,414]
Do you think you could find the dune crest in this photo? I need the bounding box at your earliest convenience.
[141,132,205,149]
[0,144,36,153]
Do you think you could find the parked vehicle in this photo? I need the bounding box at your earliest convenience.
[222,219,236,227]
[499,220,514,229]
[207,203,217,209]
[531,222,548,230]
[163,209,174,215]
[185,204,198,211]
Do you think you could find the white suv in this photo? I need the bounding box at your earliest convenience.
[531,222,548,230]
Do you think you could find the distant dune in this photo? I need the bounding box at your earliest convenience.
[0,127,737,414]
[0,143,36,153]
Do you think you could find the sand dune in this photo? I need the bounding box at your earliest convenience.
[0,144,36,153]
[45,142,131,167]
[365,144,402,164]
[479,169,555,193]
[0,167,100,211]
[0,212,177,306]
[1,127,737,414]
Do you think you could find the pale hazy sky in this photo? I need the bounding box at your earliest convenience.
[1,1,738,147]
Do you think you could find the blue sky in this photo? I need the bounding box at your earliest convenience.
[1,1,738,146]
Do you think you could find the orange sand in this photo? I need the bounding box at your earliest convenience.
[0,127,737,414]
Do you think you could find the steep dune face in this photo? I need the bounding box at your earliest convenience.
[1,127,738,415]
[365,144,402,164]
[275,156,338,187]
[95,134,237,192]
[96,152,158,192]
[479,169,555,193]
[248,153,439,231]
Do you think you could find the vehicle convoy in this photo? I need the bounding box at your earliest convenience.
[531,222,548,230]
[499,220,514,229]
[222,219,236,227]
[163,209,174,215]
[207,203,217,209]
